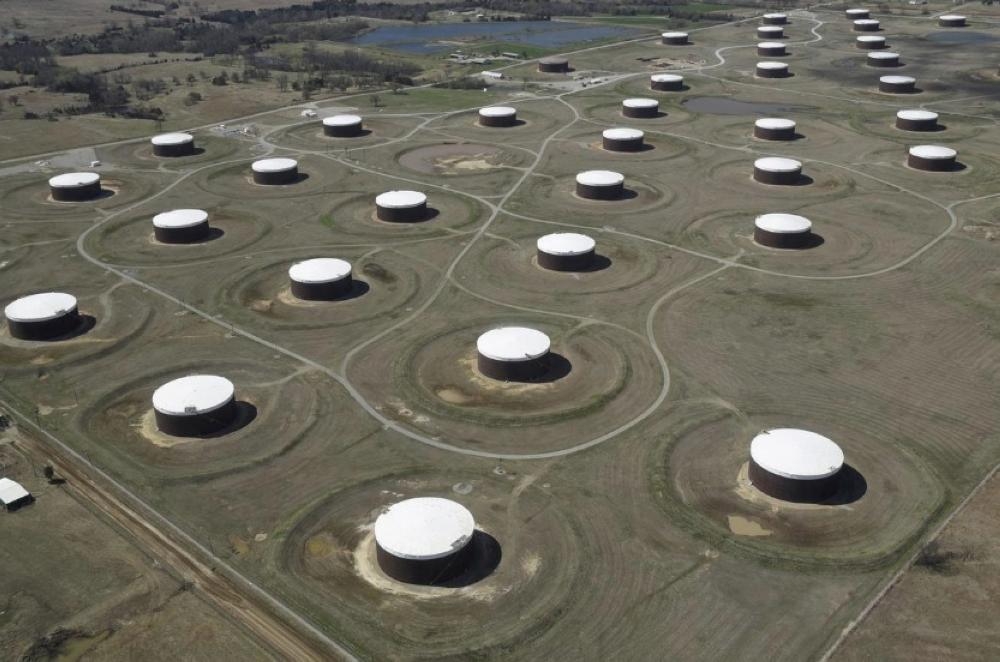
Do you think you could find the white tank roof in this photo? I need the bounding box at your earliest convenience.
[757,26,783,33]
[758,41,785,49]
[909,145,957,160]
[763,12,787,19]
[252,157,297,173]
[576,170,625,187]
[650,74,683,83]
[153,209,209,229]
[856,35,886,43]
[4,292,77,323]
[881,75,915,84]
[755,118,796,130]
[751,428,844,480]
[539,56,568,63]
[537,232,596,256]
[479,106,517,117]
[662,31,688,38]
[375,190,427,209]
[151,132,193,146]
[0,478,29,505]
[755,213,812,234]
[322,114,362,127]
[867,51,899,59]
[755,157,801,172]
[477,326,550,362]
[49,172,100,189]
[625,97,660,107]
[288,257,352,284]
[152,375,235,416]
[374,497,475,561]
[897,109,938,121]
[757,61,789,70]
[940,14,965,20]
[603,128,644,140]
[853,19,880,26]
[846,8,869,15]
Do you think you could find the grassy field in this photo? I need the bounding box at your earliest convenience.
[1,6,999,660]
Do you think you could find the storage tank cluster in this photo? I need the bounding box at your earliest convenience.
[252,157,299,185]
[896,109,939,132]
[661,31,689,45]
[753,157,803,185]
[856,35,887,49]
[4,292,81,340]
[756,61,790,78]
[375,190,429,222]
[152,374,237,437]
[49,173,101,202]
[754,213,813,249]
[536,233,596,271]
[151,132,195,157]
[322,114,364,137]
[867,51,900,67]
[575,170,626,200]
[478,106,518,127]
[623,97,661,118]
[908,145,958,171]
[754,118,797,141]
[153,209,211,244]
[650,74,684,92]
[757,41,787,57]
[288,257,354,300]
[749,428,845,502]
[538,56,569,73]
[476,326,551,381]
[374,497,476,584]
[879,75,916,94]
[602,128,645,152]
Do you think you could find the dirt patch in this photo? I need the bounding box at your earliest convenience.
[137,409,197,448]
[727,515,772,537]
[398,144,507,175]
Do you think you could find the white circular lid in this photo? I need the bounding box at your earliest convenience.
[868,51,899,59]
[940,14,965,20]
[763,12,787,19]
[625,97,660,109]
[477,326,551,362]
[537,232,596,256]
[152,375,235,416]
[662,31,688,38]
[909,145,956,159]
[854,19,880,26]
[603,128,644,140]
[755,156,802,172]
[751,428,844,480]
[322,114,362,127]
[897,109,938,121]
[151,132,193,146]
[755,118,796,130]
[856,35,886,43]
[374,497,475,561]
[288,257,352,284]
[755,213,812,234]
[479,106,517,117]
[650,74,683,83]
[758,26,784,33]
[881,75,915,84]
[758,41,785,49]
[576,170,625,187]
[757,61,789,70]
[252,157,297,173]
[375,190,427,209]
[540,56,568,64]
[153,209,208,229]
[4,292,77,323]
[846,8,869,15]
[49,172,100,188]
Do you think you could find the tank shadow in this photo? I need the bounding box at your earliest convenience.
[197,401,258,439]
[39,314,97,342]
[821,464,867,505]
[435,531,502,587]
